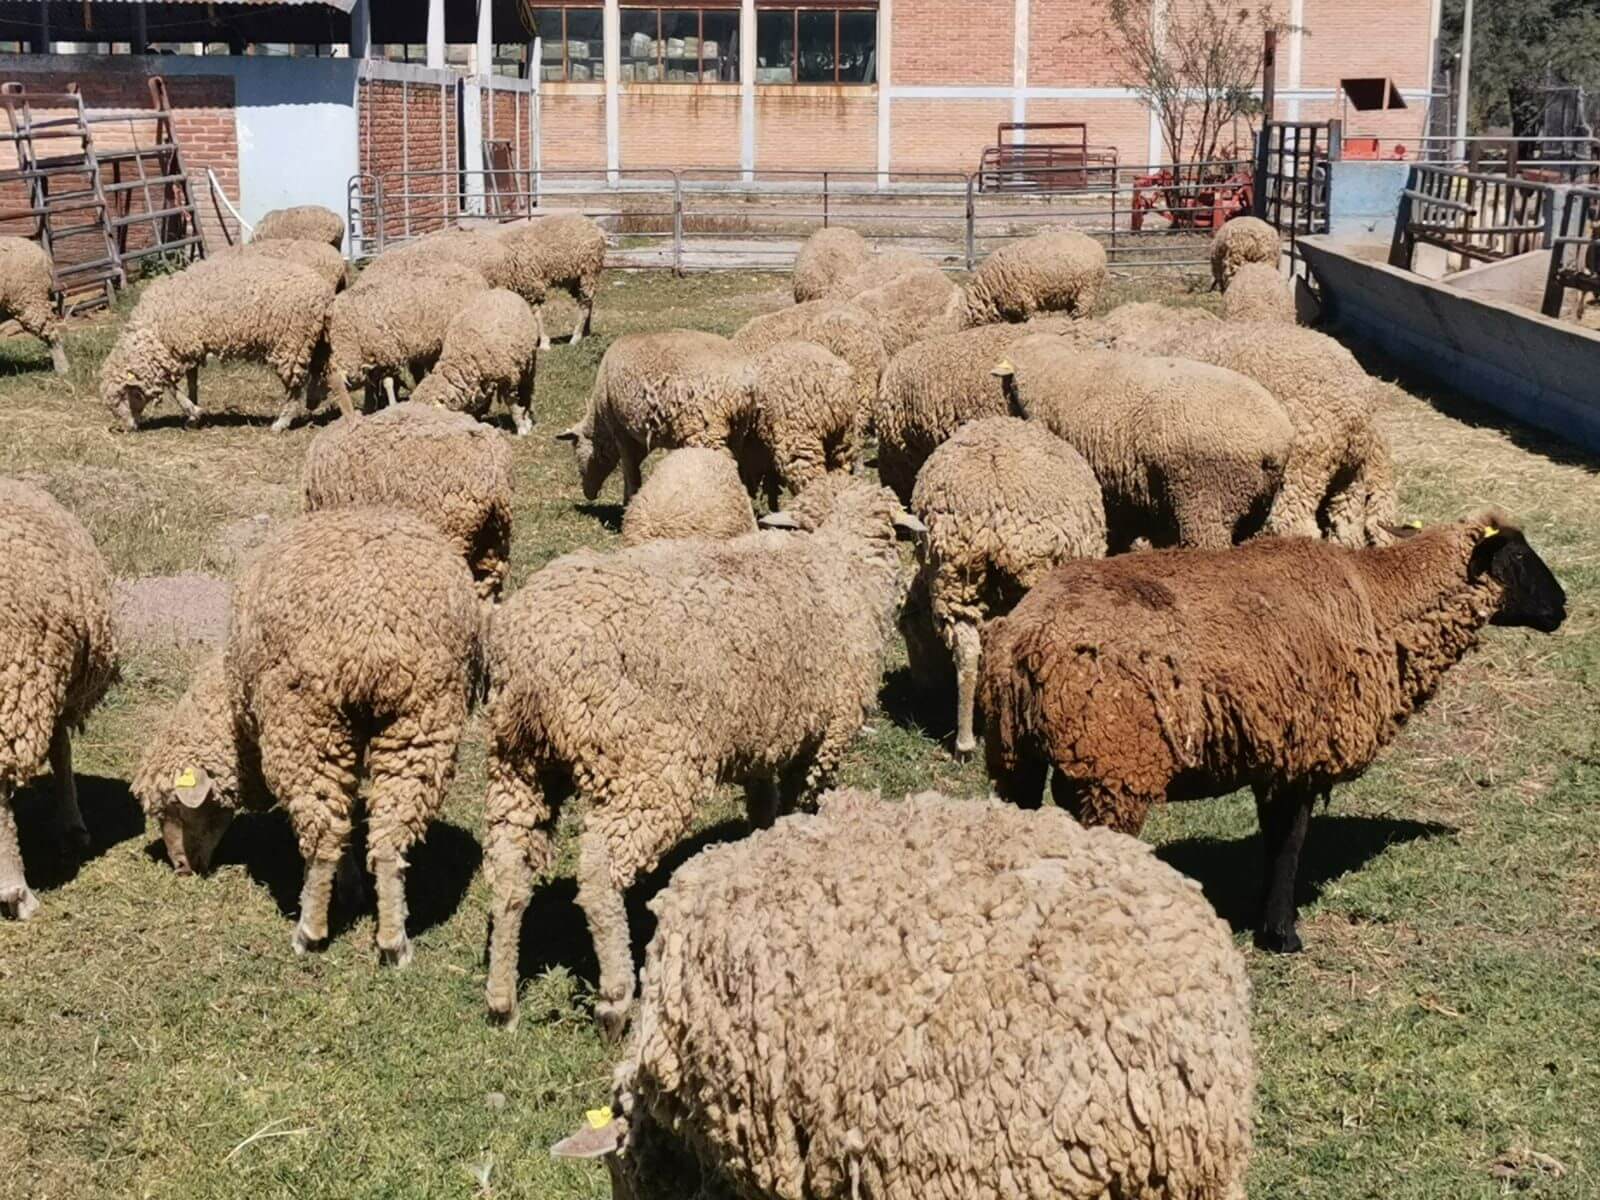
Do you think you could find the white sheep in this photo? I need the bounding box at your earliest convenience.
[619,447,757,547]
[1222,260,1294,323]
[746,340,858,504]
[791,226,871,302]
[962,229,1108,324]
[1210,215,1279,289]
[498,213,608,348]
[556,788,1256,1200]
[0,236,67,374]
[409,287,539,435]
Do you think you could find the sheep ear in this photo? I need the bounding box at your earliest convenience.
[989,359,1015,379]
[759,511,802,530]
[172,765,214,809]
[554,428,580,444]
[892,510,928,537]
[1378,520,1422,540]
[551,1111,624,1160]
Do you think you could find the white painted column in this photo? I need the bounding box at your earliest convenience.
[1012,0,1028,132]
[1287,0,1305,121]
[740,0,756,179]
[1146,0,1167,162]
[605,0,621,181]
[464,0,493,212]
[876,0,893,185]
[426,0,445,68]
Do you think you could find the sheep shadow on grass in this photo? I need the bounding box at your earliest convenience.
[879,665,956,746]
[14,773,145,892]
[506,817,751,997]
[575,501,624,534]
[1155,814,1453,933]
[174,807,481,942]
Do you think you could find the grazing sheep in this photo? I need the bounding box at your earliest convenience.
[409,287,539,435]
[823,245,930,301]
[871,321,1048,503]
[995,335,1293,551]
[849,266,965,355]
[733,299,888,433]
[619,447,757,547]
[498,213,607,348]
[210,238,349,292]
[0,236,66,374]
[980,516,1566,952]
[792,226,870,302]
[358,227,515,292]
[1091,299,1220,346]
[0,479,118,921]
[140,509,482,965]
[253,204,345,251]
[302,402,515,599]
[558,329,755,504]
[962,230,1108,325]
[481,476,923,1031]
[326,258,489,410]
[1222,260,1294,324]
[1127,320,1399,545]
[555,789,1255,1200]
[906,417,1107,754]
[746,341,857,504]
[1210,215,1279,289]
[101,256,336,432]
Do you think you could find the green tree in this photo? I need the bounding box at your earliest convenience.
[1440,0,1600,133]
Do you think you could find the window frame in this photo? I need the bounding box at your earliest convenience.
[620,6,741,85]
[535,5,605,84]
[755,4,877,88]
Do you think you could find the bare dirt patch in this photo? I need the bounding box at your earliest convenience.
[114,572,233,646]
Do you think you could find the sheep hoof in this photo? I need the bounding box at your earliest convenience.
[1254,926,1303,954]
[378,937,413,969]
[595,999,631,1044]
[291,923,328,956]
[486,1001,520,1032]
[953,736,977,758]
[537,338,553,352]
[0,883,40,922]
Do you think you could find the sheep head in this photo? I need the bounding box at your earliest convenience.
[556,417,616,501]
[1467,519,1566,634]
[156,765,236,876]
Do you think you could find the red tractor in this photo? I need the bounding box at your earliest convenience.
[1130,163,1256,231]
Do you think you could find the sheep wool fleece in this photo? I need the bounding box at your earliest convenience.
[302,402,515,599]
[1210,216,1278,289]
[0,236,67,372]
[1221,261,1293,324]
[481,477,911,1029]
[253,204,345,250]
[619,448,757,546]
[408,287,539,435]
[0,479,118,919]
[227,508,481,960]
[792,226,870,302]
[963,229,1108,324]
[600,789,1255,1200]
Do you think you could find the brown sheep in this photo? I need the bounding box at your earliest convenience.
[978,517,1567,953]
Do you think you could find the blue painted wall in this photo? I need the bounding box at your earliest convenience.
[1326,160,1411,241]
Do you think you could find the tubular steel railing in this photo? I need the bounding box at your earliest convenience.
[347,161,1264,277]
[1388,164,1555,272]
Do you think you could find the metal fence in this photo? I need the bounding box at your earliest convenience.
[1542,187,1600,317]
[347,161,1260,277]
[1387,164,1555,271]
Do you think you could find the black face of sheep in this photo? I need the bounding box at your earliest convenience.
[1471,528,1566,633]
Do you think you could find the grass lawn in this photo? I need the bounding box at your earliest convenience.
[0,266,1595,1199]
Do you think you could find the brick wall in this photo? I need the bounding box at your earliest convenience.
[1029,0,1123,88]
[1024,98,1156,168]
[891,98,1010,173]
[622,89,742,170]
[756,90,876,172]
[893,0,1013,86]
[539,89,607,170]
[0,68,238,263]
[358,77,457,241]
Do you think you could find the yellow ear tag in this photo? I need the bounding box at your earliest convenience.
[174,768,197,789]
[1481,526,1499,539]
[1406,519,1423,529]
[585,1106,614,1130]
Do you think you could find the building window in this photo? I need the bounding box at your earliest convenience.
[621,9,740,83]
[532,6,604,82]
[756,6,876,85]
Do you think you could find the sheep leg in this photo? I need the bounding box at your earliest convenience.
[0,785,39,922]
[49,725,89,856]
[271,387,309,434]
[179,366,201,424]
[293,858,340,955]
[511,370,535,436]
[535,305,552,352]
[1255,785,1317,953]
[744,775,780,830]
[949,622,984,756]
[620,444,644,504]
[483,751,560,1027]
[382,375,399,408]
[986,743,1048,810]
[49,336,67,375]
[578,823,635,1043]
[569,306,587,346]
[1262,462,1323,542]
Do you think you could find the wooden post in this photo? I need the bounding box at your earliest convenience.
[1262,29,1277,123]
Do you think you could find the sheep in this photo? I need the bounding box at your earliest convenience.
[137,508,482,965]
[301,402,515,599]
[0,236,66,374]
[554,788,1256,1200]
[480,475,924,1032]
[905,417,1106,755]
[409,287,539,435]
[558,329,756,504]
[994,335,1293,551]
[792,226,870,302]
[619,447,757,547]
[1090,299,1220,346]
[325,258,489,410]
[209,238,349,292]
[0,479,118,921]
[358,226,514,292]
[498,213,608,348]
[732,300,888,433]
[823,245,930,301]
[1222,260,1294,324]
[101,255,336,433]
[979,516,1566,953]
[962,230,1107,325]
[252,204,345,251]
[1123,320,1399,546]
[870,321,1046,503]
[848,266,965,356]
[745,341,857,504]
[1210,214,1279,289]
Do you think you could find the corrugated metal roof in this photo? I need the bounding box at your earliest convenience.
[91,1,357,11]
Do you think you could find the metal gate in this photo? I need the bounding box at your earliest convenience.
[1253,119,1340,261]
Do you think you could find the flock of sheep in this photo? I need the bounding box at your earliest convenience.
[0,207,1571,1199]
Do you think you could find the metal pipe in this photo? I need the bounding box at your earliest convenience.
[1454,0,1473,161]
